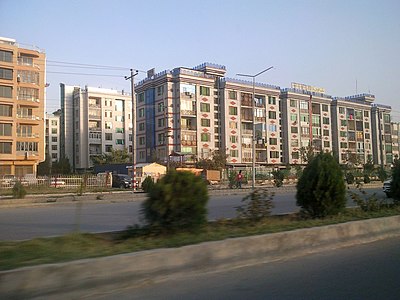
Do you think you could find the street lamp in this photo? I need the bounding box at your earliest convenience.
[125,69,138,191]
[237,66,274,189]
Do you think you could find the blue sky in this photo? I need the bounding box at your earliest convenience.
[1,0,399,119]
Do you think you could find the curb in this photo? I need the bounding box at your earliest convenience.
[1,215,399,298]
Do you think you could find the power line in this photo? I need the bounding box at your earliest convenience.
[46,71,125,77]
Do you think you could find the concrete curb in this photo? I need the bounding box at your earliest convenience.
[1,215,399,298]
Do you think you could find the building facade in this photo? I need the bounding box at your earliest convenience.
[0,37,46,176]
[60,84,132,172]
[45,112,60,163]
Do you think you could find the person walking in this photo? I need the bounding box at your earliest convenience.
[236,170,243,188]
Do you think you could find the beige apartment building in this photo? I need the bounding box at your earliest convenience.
[0,37,46,176]
[331,94,374,165]
[280,84,333,165]
[371,103,393,165]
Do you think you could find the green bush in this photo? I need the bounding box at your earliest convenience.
[346,172,355,184]
[363,175,371,184]
[236,188,274,222]
[349,185,386,212]
[272,169,284,187]
[141,176,155,193]
[141,171,209,231]
[12,181,27,199]
[390,160,400,203]
[296,153,346,218]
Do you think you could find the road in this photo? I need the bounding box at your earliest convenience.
[0,187,386,241]
[85,236,400,300]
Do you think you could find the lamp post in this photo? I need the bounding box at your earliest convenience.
[237,66,273,189]
[125,69,138,191]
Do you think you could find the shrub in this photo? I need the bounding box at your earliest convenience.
[363,175,371,184]
[296,153,346,218]
[141,176,155,193]
[272,169,284,187]
[345,172,355,184]
[141,171,209,231]
[390,160,400,203]
[236,188,274,222]
[12,181,27,199]
[349,184,386,212]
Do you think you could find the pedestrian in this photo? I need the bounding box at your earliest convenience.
[236,170,243,188]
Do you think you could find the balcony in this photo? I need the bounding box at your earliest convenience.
[181,125,196,131]
[181,140,197,146]
[181,110,196,116]
[17,133,39,138]
[89,127,102,132]
[17,95,40,104]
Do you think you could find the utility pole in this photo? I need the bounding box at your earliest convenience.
[125,69,138,191]
[237,66,273,190]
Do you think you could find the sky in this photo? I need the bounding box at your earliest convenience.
[1,0,399,119]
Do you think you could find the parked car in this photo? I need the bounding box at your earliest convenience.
[112,174,132,189]
[383,178,392,197]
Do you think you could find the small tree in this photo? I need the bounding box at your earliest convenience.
[12,181,27,199]
[141,176,155,193]
[272,169,284,187]
[377,166,388,183]
[296,152,346,218]
[141,171,208,231]
[236,188,274,222]
[390,159,400,203]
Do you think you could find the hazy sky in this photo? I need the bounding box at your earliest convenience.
[1,0,399,119]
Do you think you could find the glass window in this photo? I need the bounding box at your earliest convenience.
[0,104,12,116]
[138,108,145,117]
[0,50,12,63]
[0,68,13,80]
[0,142,12,153]
[157,85,164,96]
[201,133,210,142]
[138,93,145,102]
[322,104,328,112]
[229,121,237,129]
[200,103,210,112]
[139,122,145,131]
[229,91,237,100]
[364,111,369,118]
[339,107,345,114]
[291,127,298,133]
[290,100,296,107]
[299,101,308,110]
[116,139,124,145]
[0,85,12,98]
[270,151,279,158]
[230,150,238,157]
[200,86,210,96]
[268,111,276,119]
[105,145,113,152]
[201,118,210,127]
[268,96,276,105]
[0,123,12,136]
[269,138,277,145]
[290,114,297,122]
[229,106,237,115]
[105,133,112,140]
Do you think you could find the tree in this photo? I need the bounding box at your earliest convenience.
[363,157,374,183]
[141,170,209,231]
[196,150,228,171]
[91,148,131,165]
[390,159,400,203]
[299,146,315,164]
[52,157,71,175]
[296,152,346,218]
[37,156,52,176]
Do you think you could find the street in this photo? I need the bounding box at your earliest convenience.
[59,236,400,299]
[0,186,386,241]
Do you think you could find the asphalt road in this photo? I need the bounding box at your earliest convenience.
[86,236,400,300]
[0,187,386,241]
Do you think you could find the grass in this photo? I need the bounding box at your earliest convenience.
[1,206,400,271]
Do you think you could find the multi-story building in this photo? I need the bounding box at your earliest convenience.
[391,122,399,161]
[331,94,374,165]
[45,111,61,163]
[280,84,333,165]
[372,103,393,166]
[0,37,46,176]
[60,84,132,172]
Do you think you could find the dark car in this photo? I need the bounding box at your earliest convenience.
[112,174,132,189]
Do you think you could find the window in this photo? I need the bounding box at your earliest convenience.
[364,111,369,118]
[16,141,38,152]
[0,68,13,80]
[105,133,112,140]
[300,114,309,123]
[291,127,298,133]
[115,128,124,133]
[157,102,164,112]
[229,121,237,129]
[324,141,330,148]
[17,70,39,84]
[0,50,12,63]
[201,118,210,127]
[268,111,276,119]
[158,118,165,127]
[114,100,124,112]
[230,136,238,143]
[299,101,308,110]
[200,102,210,112]
[0,85,12,98]
[138,108,145,117]
[0,142,12,153]
[269,138,277,145]
[139,122,145,131]
[201,133,210,142]
[51,128,57,134]
[229,106,237,115]
[364,122,370,129]
[0,123,12,136]
[290,114,297,122]
[301,127,309,136]
[340,142,348,148]
[290,100,296,107]
[365,133,370,139]
[270,151,279,158]
[51,137,57,142]
[292,152,299,159]
[139,137,145,145]
[105,122,112,129]
[268,96,276,105]
[269,124,277,132]
[322,104,329,112]
[340,120,347,126]
[105,145,113,152]
[200,86,210,96]
[0,104,12,116]
[51,120,57,126]
[323,117,330,125]
[339,107,345,114]
[157,85,164,96]
[116,139,124,145]
[115,115,124,122]
[323,129,330,136]
[230,150,238,157]
[312,115,320,126]
[229,91,237,100]
[51,145,57,151]
[138,93,145,102]
[291,139,299,147]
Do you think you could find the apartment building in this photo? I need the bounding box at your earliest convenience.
[60,84,132,172]
[45,112,60,162]
[331,94,374,165]
[220,78,281,165]
[280,84,333,165]
[371,103,393,165]
[0,37,46,176]
[391,122,399,161]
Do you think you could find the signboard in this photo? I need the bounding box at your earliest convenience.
[291,82,325,94]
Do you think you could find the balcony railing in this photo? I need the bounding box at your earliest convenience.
[16,114,40,120]
[181,125,196,131]
[17,95,40,103]
[181,110,196,116]
[89,127,102,132]
[17,133,39,138]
